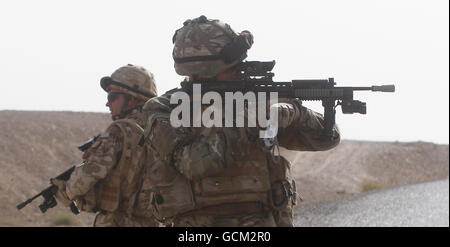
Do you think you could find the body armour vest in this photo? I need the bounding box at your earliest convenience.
[82,118,146,214]
[138,93,297,224]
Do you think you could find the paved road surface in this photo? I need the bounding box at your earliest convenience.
[294,178,449,227]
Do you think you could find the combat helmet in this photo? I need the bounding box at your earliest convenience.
[100,64,157,101]
[172,15,254,78]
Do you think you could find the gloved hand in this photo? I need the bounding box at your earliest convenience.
[50,179,72,207]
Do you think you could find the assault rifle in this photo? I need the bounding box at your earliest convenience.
[180,60,395,140]
[16,135,99,214]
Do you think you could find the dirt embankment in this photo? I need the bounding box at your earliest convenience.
[0,110,448,226]
[282,140,448,205]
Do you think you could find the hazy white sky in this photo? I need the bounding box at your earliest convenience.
[0,0,448,144]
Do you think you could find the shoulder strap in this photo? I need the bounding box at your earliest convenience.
[112,119,144,134]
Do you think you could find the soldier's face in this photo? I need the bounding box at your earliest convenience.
[106,90,126,116]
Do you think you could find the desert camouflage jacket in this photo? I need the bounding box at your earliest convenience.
[139,91,340,225]
[66,108,147,214]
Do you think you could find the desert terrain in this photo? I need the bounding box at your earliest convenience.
[0,110,448,226]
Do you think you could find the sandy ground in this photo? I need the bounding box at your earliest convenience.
[0,110,448,226]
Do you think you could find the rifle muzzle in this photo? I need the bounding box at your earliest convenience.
[16,201,29,210]
[372,85,395,92]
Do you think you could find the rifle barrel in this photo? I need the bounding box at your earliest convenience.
[348,85,395,92]
[16,190,43,210]
[16,184,54,210]
[16,199,32,210]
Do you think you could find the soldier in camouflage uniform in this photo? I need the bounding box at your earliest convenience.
[138,16,340,227]
[52,64,159,226]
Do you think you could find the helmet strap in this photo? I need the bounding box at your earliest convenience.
[112,94,131,120]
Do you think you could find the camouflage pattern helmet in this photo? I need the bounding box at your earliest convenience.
[100,64,157,101]
[172,15,254,78]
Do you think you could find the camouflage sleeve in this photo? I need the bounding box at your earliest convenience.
[145,114,192,162]
[65,125,123,200]
[144,112,225,181]
[278,100,340,151]
[142,94,193,161]
[172,130,227,180]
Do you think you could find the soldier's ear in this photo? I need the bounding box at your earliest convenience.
[130,96,146,107]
